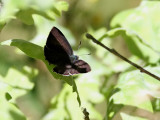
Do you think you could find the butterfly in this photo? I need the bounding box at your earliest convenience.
[44,27,91,76]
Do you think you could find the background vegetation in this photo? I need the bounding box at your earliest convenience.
[1,0,160,120]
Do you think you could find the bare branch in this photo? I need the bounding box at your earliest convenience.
[86,33,160,81]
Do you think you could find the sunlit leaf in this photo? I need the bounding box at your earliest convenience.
[0,0,68,30]
[0,81,26,120]
[99,28,160,63]
[110,1,160,63]
[110,66,160,119]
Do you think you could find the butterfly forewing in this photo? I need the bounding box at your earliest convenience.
[50,27,73,56]
[44,27,72,65]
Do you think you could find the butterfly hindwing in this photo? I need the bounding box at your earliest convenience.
[53,60,91,75]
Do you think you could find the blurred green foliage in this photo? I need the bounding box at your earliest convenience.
[1,0,160,120]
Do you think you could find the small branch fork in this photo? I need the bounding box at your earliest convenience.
[86,33,160,81]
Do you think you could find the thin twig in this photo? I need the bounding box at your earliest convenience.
[86,33,160,81]
[82,107,90,120]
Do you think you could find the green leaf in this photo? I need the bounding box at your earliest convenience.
[43,72,104,120]
[99,28,160,63]
[0,39,81,107]
[51,1,69,16]
[110,66,160,119]
[121,113,147,120]
[0,39,44,60]
[110,1,160,63]
[0,20,6,31]
[0,81,26,120]
[0,0,69,30]
[0,67,34,90]
[42,84,81,120]
[5,92,12,101]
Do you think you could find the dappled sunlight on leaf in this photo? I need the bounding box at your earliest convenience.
[111,1,160,63]
[110,67,160,119]
[0,0,68,30]
[0,68,34,90]
[0,81,26,120]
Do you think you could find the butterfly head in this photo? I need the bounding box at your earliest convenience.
[70,55,79,63]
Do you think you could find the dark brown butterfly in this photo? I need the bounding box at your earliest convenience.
[44,27,91,76]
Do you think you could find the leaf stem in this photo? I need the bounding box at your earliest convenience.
[86,33,160,81]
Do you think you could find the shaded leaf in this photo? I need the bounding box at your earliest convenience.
[0,39,44,60]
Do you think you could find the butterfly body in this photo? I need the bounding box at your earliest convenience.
[44,27,91,76]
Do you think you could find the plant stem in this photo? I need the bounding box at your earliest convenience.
[86,33,160,81]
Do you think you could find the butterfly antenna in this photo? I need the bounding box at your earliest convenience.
[77,40,91,56]
[78,53,91,56]
[77,41,82,50]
